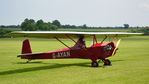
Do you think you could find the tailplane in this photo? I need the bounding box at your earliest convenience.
[22,39,32,54]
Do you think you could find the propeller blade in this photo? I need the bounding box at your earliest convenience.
[112,39,121,56]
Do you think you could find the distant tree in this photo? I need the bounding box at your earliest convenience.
[123,24,129,29]
[0,25,20,28]
[21,18,37,31]
[41,23,49,30]
[82,24,87,29]
[36,19,44,30]
[139,27,149,35]
[20,19,61,31]
[52,20,61,28]
[0,29,5,37]
[61,24,77,28]
[49,24,58,30]
[62,25,70,28]
[71,25,77,28]
[0,25,6,28]
[35,21,57,31]
[0,28,11,37]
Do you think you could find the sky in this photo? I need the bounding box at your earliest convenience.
[0,0,149,27]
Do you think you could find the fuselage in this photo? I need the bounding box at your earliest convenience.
[20,42,116,61]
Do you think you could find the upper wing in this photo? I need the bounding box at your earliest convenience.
[11,31,143,38]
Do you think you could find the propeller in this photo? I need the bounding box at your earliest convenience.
[112,39,121,56]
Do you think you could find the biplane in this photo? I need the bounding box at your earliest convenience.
[11,31,142,67]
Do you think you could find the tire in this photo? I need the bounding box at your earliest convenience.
[104,59,111,66]
[91,61,99,67]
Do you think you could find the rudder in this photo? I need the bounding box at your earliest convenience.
[22,39,32,54]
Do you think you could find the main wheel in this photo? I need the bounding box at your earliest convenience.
[91,61,99,67]
[103,59,111,66]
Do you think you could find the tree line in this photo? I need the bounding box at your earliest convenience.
[1,18,149,37]
[21,18,61,31]
[20,18,90,31]
[0,18,131,31]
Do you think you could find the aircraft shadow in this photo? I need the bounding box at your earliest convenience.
[0,59,123,76]
[111,60,124,62]
[0,62,91,76]
[16,61,43,64]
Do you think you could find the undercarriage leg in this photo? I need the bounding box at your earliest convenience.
[102,59,112,66]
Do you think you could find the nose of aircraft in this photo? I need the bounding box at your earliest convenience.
[104,44,113,51]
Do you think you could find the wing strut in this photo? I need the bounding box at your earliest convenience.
[54,37,71,49]
[101,36,107,43]
[92,35,98,46]
[65,34,77,44]
[65,34,87,49]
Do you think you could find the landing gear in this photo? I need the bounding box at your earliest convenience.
[91,59,111,67]
[102,59,111,66]
[91,61,99,67]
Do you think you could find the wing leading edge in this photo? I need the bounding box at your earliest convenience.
[11,31,143,38]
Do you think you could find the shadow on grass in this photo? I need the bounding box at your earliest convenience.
[0,62,91,76]
[16,61,43,64]
[111,60,124,62]
[0,59,123,76]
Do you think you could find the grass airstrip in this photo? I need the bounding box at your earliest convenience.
[0,36,149,84]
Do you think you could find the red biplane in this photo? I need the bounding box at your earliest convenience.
[11,31,142,67]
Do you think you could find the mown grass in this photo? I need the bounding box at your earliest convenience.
[0,36,149,84]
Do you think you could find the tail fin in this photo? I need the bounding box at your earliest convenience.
[22,39,32,54]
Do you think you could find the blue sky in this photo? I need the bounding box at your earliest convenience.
[0,0,149,27]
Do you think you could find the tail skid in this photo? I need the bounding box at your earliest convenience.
[22,39,32,54]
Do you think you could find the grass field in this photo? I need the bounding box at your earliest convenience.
[0,36,149,84]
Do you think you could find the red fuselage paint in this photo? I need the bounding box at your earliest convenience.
[20,42,116,62]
